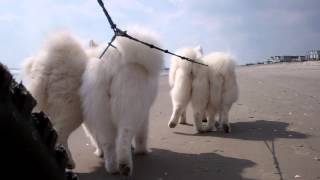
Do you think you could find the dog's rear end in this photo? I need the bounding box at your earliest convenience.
[23,31,88,168]
[203,52,238,133]
[81,28,163,176]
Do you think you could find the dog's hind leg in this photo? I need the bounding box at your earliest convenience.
[179,110,187,124]
[55,127,75,169]
[168,105,185,128]
[93,119,118,174]
[219,104,231,133]
[102,128,118,174]
[82,124,103,157]
[116,128,135,176]
[205,107,218,132]
[134,118,150,155]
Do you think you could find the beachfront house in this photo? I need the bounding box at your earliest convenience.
[269,56,305,63]
[306,50,320,61]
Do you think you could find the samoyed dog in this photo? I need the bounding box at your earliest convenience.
[168,47,210,133]
[80,29,163,176]
[22,32,88,169]
[202,52,238,133]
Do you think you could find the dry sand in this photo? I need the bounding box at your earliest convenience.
[69,62,320,180]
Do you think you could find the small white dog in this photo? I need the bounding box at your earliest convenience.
[168,47,210,133]
[81,29,163,176]
[23,32,88,169]
[203,52,238,133]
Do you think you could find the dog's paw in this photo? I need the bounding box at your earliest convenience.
[168,121,177,128]
[202,118,208,123]
[134,148,151,156]
[66,159,75,169]
[94,148,104,158]
[223,123,231,133]
[105,160,119,175]
[119,163,131,176]
[195,126,209,134]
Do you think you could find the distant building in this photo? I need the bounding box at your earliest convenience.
[264,60,274,64]
[269,56,305,62]
[264,49,319,64]
[306,50,320,60]
[268,56,280,63]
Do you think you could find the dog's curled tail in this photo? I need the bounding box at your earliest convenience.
[44,31,87,65]
[203,52,236,77]
[115,28,164,75]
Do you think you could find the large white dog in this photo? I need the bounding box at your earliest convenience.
[80,29,163,176]
[22,32,88,169]
[168,47,209,133]
[203,52,238,133]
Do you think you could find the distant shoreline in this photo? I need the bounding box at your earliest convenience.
[10,61,320,82]
[240,60,320,67]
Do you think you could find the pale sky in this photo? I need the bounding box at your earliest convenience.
[1,0,319,68]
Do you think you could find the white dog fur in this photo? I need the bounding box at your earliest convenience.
[168,49,238,133]
[80,29,163,176]
[168,47,210,133]
[22,32,88,169]
[203,52,238,133]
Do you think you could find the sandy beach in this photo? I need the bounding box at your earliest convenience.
[69,62,320,180]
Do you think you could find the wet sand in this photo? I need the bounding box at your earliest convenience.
[70,62,320,180]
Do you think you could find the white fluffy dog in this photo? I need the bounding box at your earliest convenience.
[22,32,88,169]
[203,52,238,133]
[80,29,163,176]
[168,47,210,133]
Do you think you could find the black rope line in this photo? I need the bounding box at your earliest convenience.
[97,0,117,32]
[264,140,284,180]
[96,0,208,66]
[99,34,117,59]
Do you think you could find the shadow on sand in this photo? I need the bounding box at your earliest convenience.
[174,120,309,141]
[174,120,309,180]
[77,148,256,180]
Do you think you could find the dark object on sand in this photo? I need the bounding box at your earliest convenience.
[0,63,77,180]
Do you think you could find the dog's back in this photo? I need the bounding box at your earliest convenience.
[22,31,89,168]
[203,52,238,106]
[81,28,164,175]
[23,31,87,120]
